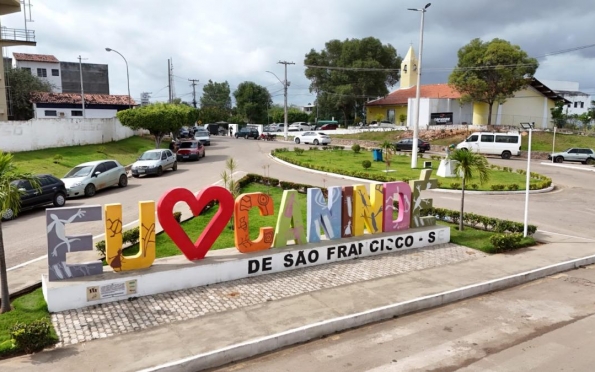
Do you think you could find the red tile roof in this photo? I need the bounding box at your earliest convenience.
[366,84,462,106]
[30,92,136,106]
[13,53,59,63]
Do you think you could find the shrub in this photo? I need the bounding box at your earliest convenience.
[471,184,479,190]
[507,184,519,191]
[351,144,361,154]
[490,233,523,252]
[123,227,140,245]
[173,211,182,223]
[52,154,63,164]
[361,160,372,169]
[11,320,53,354]
[294,148,305,155]
[309,146,319,151]
[95,240,106,256]
[450,182,461,190]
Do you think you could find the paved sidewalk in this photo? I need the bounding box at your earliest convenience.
[1,239,594,372]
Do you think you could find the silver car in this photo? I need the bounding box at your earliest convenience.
[548,148,595,164]
[131,149,177,177]
[193,129,211,146]
[61,160,128,198]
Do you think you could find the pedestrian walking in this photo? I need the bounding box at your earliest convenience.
[229,127,233,137]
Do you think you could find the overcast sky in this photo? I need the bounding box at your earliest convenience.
[3,0,594,107]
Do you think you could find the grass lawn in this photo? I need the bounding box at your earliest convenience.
[441,221,536,254]
[10,136,166,178]
[275,149,542,190]
[333,130,595,153]
[123,183,309,259]
[0,289,58,357]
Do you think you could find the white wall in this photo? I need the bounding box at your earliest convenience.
[561,93,590,116]
[35,106,118,119]
[406,98,473,128]
[0,118,136,153]
[15,60,62,93]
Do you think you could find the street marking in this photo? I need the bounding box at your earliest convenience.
[6,171,246,272]
[537,230,595,242]
[540,162,595,172]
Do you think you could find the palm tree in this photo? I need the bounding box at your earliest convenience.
[0,152,39,313]
[450,149,490,231]
[380,140,394,173]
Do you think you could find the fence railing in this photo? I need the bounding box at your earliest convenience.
[0,27,35,43]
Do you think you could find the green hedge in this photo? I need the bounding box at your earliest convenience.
[427,207,537,236]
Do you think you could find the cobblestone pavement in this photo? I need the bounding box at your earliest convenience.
[51,243,487,347]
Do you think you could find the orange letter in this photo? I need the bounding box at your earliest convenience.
[234,193,274,253]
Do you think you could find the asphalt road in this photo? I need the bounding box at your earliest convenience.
[211,264,595,372]
[3,138,593,268]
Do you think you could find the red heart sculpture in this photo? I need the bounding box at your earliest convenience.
[157,186,234,261]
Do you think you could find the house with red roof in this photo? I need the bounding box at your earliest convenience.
[365,46,568,129]
[30,92,135,119]
[13,53,63,92]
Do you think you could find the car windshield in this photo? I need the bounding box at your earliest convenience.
[139,152,161,160]
[64,165,93,178]
[195,131,209,136]
[563,148,572,152]
[179,142,197,148]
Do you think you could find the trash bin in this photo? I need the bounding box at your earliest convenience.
[373,148,383,162]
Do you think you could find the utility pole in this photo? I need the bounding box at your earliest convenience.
[78,55,86,118]
[278,60,295,141]
[167,59,172,103]
[189,78,199,108]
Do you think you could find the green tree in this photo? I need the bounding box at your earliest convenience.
[6,67,53,120]
[199,106,230,124]
[117,103,196,148]
[233,82,272,123]
[200,80,232,111]
[550,101,568,128]
[448,38,538,128]
[0,153,40,313]
[450,149,490,231]
[304,37,401,126]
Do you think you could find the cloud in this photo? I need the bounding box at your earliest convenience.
[3,0,594,106]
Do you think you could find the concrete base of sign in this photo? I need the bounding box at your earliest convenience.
[437,159,458,178]
[42,225,450,312]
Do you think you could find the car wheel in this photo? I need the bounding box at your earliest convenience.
[313,139,319,145]
[419,148,426,153]
[586,158,595,165]
[84,184,96,197]
[156,166,163,177]
[53,192,66,207]
[294,138,300,144]
[172,162,178,171]
[501,151,511,160]
[1,208,14,221]
[118,174,128,187]
[555,156,564,163]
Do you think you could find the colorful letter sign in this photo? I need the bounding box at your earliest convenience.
[46,171,438,281]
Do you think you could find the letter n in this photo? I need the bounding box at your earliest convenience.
[273,190,306,248]
[307,187,342,243]
[353,183,383,236]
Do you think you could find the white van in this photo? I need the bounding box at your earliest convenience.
[456,132,521,159]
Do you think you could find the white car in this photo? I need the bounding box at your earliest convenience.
[289,122,310,131]
[131,149,177,177]
[293,131,331,145]
[193,129,211,146]
[61,160,128,198]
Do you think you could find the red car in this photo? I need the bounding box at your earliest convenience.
[319,123,338,130]
[176,140,205,161]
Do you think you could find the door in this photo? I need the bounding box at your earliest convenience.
[566,149,579,161]
[104,161,121,185]
[402,139,413,150]
[92,163,110,189]
[302,132,313,143]
[39,176,59,204]
[166,150,176,166]
[479,134,495,154]
[17,180,42,208]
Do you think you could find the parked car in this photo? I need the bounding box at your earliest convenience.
[319,123,338,130]
[293,131,331,145]
[235,127,259,139]
[276,123,289,132]
[177,140,205,161]
[194,129,211,146]
[548,148,595,164]
[131,149,177,177]
[61,160,128,198]
[264,124,278,132]
[456,132,521,159]
[1,174,67,220]
[394,138,431,153]
[178,127,191,138]
[289,122,310,131]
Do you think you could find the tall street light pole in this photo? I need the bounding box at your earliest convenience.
[78,55,86,119]
[105,48,132,109]
[520,122,534,237]
[267,64,293,141]
[408,3,431,169]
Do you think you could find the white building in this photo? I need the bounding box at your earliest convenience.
[13,53,62,93]
[301,103,314,114]
[30,92,135,119]
[540,80,590,116]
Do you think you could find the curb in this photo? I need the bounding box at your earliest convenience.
[269,154,554,194]
[141,253,595,372]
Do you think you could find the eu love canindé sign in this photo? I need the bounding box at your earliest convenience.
[45,169,439,281]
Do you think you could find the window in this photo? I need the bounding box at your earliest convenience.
[44,110,57,117]
[578,149,593,155]
[574,102,578,108]
[39,176,53,187]
[580,102,584,109]
[568,149,578,154]
[467,135,479,142]
[104,161,118,171]
[37,68,47,78]
[94,163,107,174]
[22,67,31,74]
[19,180,33,191]
[166,150,173,157]
[387,109,395,123]
[480,135,494,143]
[495,135,519,143]
[161,152,167,160]
[71,110,83,117]
[51,69,60,77]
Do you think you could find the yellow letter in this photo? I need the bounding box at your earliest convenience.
[105,201,156,272]
[352,183,384,236]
